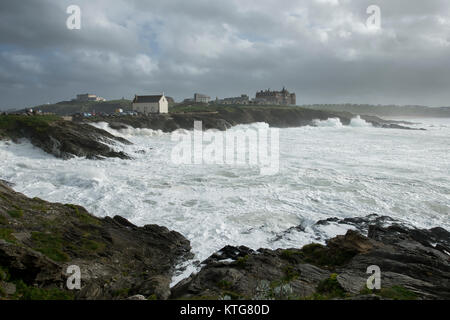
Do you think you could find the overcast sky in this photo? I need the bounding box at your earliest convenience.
[1,0,450,109]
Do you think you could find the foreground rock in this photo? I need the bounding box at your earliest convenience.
[0,114,131,159]
[0,181,192,300]
[82,106,420,132]
[172,218,450,300]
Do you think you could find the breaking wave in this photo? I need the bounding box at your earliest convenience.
[312,116,372,128]
[1,117,449,285]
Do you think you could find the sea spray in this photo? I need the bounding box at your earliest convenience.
[1,118,449,285]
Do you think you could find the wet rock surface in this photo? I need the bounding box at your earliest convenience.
[82,107,419,132]
[1,178,448,300]
[172,217,449,300]
[0,181,192,300]
[0,115,132,160]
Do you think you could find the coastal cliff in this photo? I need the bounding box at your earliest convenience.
[1,107,419,161]
[0,180,192,300]
[1,180,448,300]
[172,217,450,300]
[83,106,418,132]
[0,114,131,160]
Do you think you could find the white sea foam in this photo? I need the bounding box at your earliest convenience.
[350,115,372,127]
[312,118,343,127]
[0,118,449,285]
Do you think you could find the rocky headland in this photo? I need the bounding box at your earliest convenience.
[82,106,420,132]
[172,220,449,300]
[0,114,131,160]
[1,107,421,161]
[0,180,191,300]
[0,180,448,300]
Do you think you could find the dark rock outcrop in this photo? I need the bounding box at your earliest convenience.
[2,176,447,300]
[171,221,450,300]
[82,106,420,132]
[0,181,192,300]
[0,115,132,160]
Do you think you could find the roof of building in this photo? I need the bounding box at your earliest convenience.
[133,95,164,103]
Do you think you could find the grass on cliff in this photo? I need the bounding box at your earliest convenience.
[0,228,16,243]
[13,280,74,300]
[280,243,356,269]
[0,114,61,134]
[31,231,69,262]
[360,285,418,300]
[169,104,302,114]
[0,266,73,300]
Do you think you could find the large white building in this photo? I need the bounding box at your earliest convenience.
[73,93,106,102]
[194,93,210,103]
[132,94,168,114]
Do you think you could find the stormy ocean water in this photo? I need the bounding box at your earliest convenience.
[1,117,449,284]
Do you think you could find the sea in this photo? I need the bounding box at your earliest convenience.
[1,116,449,284]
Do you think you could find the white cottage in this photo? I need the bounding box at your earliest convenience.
[132,94,168,114]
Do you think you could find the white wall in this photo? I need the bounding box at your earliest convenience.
[132,97,168,114]
[159,97,168,114]
[132,102,159,114]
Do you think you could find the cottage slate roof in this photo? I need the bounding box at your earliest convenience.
[133,95,163,103]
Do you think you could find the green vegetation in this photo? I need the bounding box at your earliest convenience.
[178,295,219,300]
[7,208,23,219]
[0,266,73,300]
[282,265,300,282]
[0,193,11,203]
[13,280,74,300]
[0,215,8,225]
[360,285,417,300]
[0,114,61,133]
[112,287,130,297]
[217,280,233,290]
[170,104,216,113]
[65,204,100,225]
[31,231,69,262]
[221,290,244,300]
[280,249,302,261]
[31,203,48,213]
[0,266,10,282]
[169,103,302,114]
[298,243,356,268]
[378,286,418,300]
[81,238,105,252]
[236,255,249,268]
[30,99,132,116]
[0,228,16,243]
[314,274,346,299]
[1,265,73,300]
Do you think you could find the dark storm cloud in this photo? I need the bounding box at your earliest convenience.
[1,0,450,109]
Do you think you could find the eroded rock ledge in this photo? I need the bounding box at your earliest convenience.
[82,107,421,132]
[172,219,450,300]
[1,179,448,300]
[0,181,192,300]
[0,115,131,160]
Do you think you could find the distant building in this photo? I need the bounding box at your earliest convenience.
[194,93,210,103]
[73,93,106,102]
[183,98,195,104]
[254,87,296,105]
[216,94,250,105]
[132,94,168,114]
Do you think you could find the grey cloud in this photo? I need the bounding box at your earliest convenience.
[1,0,450,110]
